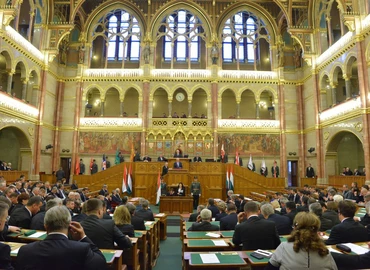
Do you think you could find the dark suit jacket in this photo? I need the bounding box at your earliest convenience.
[220,213,238,230]
[208,205,219,218]
[71,184,78,190]
[135,209,154,221]
[188,213,199,222]
[285,209,297,225]
[81,215,132,249]
[30,212,46,231]
[232,216,281,250]
[267,214,292,235]
[0,243,12,270]
[177,186,185,196]
[332,250,370,270]
[157,156,167,162]
[220,155,228,163]
[131,215,146,230]
[306,166,315,178]
[215,212,227,221]
[187,221,219,231]
[72,213,88,222]
[297,204,309,212]
[323,210,340,226]
[325,218,368,245]
[116,224,135,237]
[161,166,169,176]
[319,216,333,231]
[16,234,106,270]
[360,213,370,226]
[8,206,32,229]
[193,157,202,162]
[173,162,183,169]
[234,157,243,166]
[98,189,108,196]
[271,166,280,177]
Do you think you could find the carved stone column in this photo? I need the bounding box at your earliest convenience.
[120,99,124,116]
[255,100,260,119]
[326,16,333,46]
[211,82,218,159]
[6,71,13,94]
[278,83,287,178]
[344,75,352,99]
[330,84,337,105]
[168,101,172,117]
[236,102,240,118]
[188,101,192,118]
[52,80,65,172]
[100,100,105,116]
[296,83,306,178]
[21,79,28,100]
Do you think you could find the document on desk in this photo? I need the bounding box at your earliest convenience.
[200,254,220,264]
[321,235,329,240]
[156,213,165,217]
[11,248,20,254]
[206,232,220,238]
[212,240,228,246]
[145,221,154,226]
[27,232,46,238]
[328,247,341,254]
[342,243,369,255]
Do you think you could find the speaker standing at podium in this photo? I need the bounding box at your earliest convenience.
[191,176,201,210]
[173,158,183,169]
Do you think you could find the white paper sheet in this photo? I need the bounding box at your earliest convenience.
[321,235,329,240]
[156,213,165,217]
[212,240,228,246]
[145,221,154,226]
[27,232,46,238]
[328,247,341,254]
[343,243,369,255]
[200,254,220,264]
[205,232,220,238]
[11,248,20,254]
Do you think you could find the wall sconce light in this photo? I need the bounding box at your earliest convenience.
[308,147,315,154]
[45,144,53,150]
[288,152,297,156]
[62,149,70,153]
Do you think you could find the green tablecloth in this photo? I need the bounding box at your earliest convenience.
[190,252,245,265]
[221,231,234,237]
[103,252,115,262]
[245,251,270,264]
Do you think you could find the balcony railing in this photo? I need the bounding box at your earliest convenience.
[218,119,280,129]
[83,69,143,77]
[0,91,39,118]
[316,32,353,66]
[218,70,278,80]
[79,117,142,127]
[149,118,210,128]
[151,69,211,78]
[319,98,361,122]
[4,26,44,62]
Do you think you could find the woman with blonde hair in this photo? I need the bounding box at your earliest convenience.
[113,205,135,237]
[266,212,337,270]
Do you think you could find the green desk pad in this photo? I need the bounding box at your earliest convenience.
[221,231,234,237]
[190,252,245,265]
[188,239,228,247]
[134,232,143,237]
[103,252,115,262]
[356,213,365,217]
[185,221,220,230]
[187,232,221,238]
[245,251,270,264]
[279,236,288,242]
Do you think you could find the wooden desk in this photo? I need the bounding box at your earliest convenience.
[183,239,234,252]
[167,158,190,171]
[160,196,193,215]
[167,169,189,185]
[154,213,167,240]
[183,251,247,270]
[3,241,124,270]
[122,238,139,270]
[184,221,220,231]
[135,231,148,270]
[1,171,28,184]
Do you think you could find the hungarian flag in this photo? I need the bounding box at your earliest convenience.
[229,166,234,191]
[226,166,230,190]
[75,157,80,175]
[156,171,161,204]
[221,143,225,160]
[127,163,133,194]
[102,154,107,171]
[90,158,93,171]
[122,165,128,193]
[235,151,239,165]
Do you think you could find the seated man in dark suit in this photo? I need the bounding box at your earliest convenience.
[207,198,219,219]
[81,199,132,249]
[135,200,154,221]
[233,201,280,250]
[332,241,370,269]
[157,155,167,162]
[31,198,63,230]
[261,203,292,235]
[188,209,219,231]
[173,158,183,169]
[220,203,238,230]
[325,200,368,245]
[17,205,106,270]
[309,202,333,231]
[9,196,43,229]
[193,155,202,162]
[284,201,298,225]
[188,205,205,222]
[0,202,13,270]
[98,184,108,196]
[126,203,145,230]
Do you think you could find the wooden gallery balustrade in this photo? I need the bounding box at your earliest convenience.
[73,162,286,204]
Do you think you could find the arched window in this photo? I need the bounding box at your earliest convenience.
[222,12,257,63]
[160,10,204,62]
[106,10,140,61]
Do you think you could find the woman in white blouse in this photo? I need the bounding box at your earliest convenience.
[177,182,185,196]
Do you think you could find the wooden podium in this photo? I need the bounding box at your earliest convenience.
[166,169,188,185]
[159,196,193,215]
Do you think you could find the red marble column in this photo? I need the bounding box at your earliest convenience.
[278,84,287,177]
[32,69,47,178]
[211,82,218,159]
[71,81,83,178]
[51,80,65,172]
[296,84,306,178]
[312,72,324,180]
[141,81,150,155]
[356,38,370,180]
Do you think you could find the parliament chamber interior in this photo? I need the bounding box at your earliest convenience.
[1,0,370,269]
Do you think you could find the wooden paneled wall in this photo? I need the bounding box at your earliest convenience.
[73,162,286,204]
[1,171,28,184]
[328,175,366,187]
